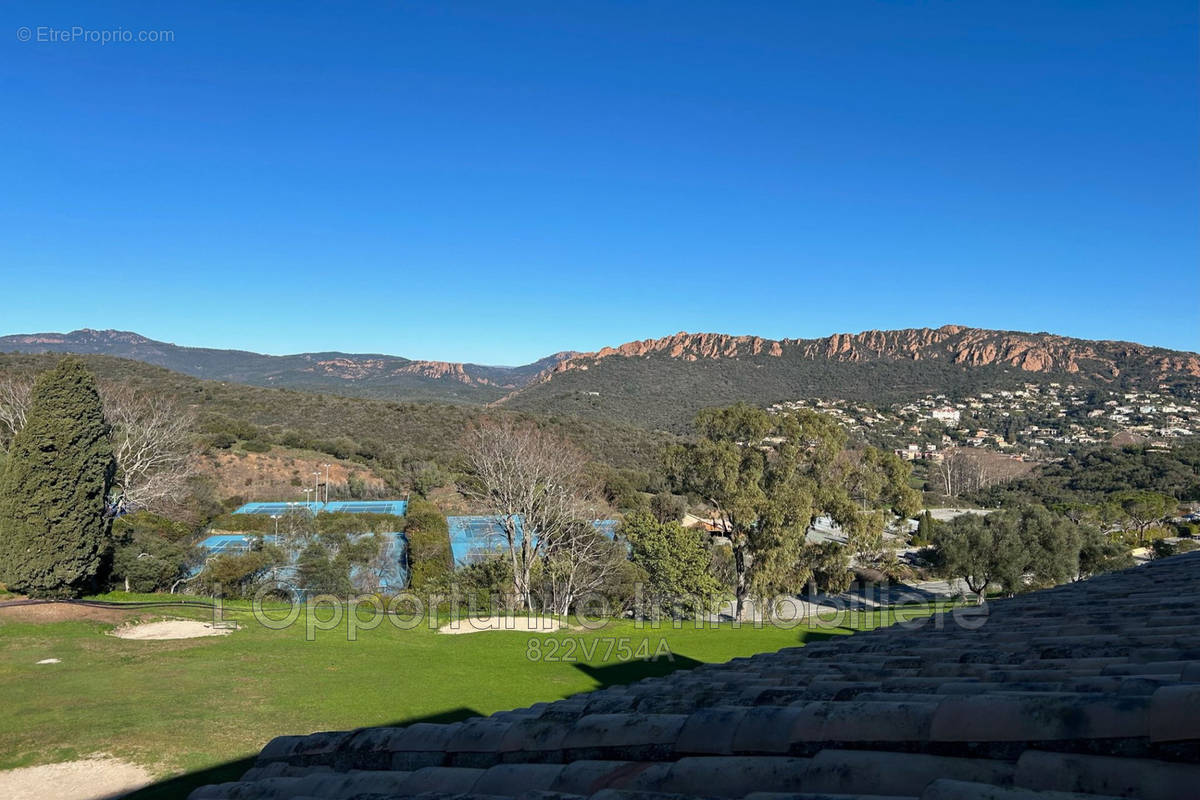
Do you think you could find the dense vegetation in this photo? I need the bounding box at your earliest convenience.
[973,440,1200,508]
[0,354,674,480]
[929,506,1130,604]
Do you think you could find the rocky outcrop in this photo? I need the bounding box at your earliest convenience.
[539,325,1200,383]
[582,333,785,364]
[394,361,493,386]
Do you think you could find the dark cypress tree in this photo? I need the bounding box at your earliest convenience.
[0,358,115,597]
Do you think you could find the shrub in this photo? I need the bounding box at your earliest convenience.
[1175,521,1199,538]
[206,432,236,450]
[110,532,191,592]
[195,548,282,598]
[649,492,686,524]
[455,559,514,612]
[113,510,194,542]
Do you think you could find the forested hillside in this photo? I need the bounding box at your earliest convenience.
[973,440,1200,507]
[0,354,673,481]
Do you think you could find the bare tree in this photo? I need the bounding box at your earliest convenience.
[99,383,198,514]
[0,374,32,447]
[933,449,996,498]
[462,419,595,611]
[540,519,625,616]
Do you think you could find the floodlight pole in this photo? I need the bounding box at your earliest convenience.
[270,514,280,536]
[323,463,332,503]
[313,471,321,507]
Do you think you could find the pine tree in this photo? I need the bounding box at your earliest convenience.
[0,358,115,597]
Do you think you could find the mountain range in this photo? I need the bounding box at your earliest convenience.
[0,329,574,404]
[3,326,1197,431]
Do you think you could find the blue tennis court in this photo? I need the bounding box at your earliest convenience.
[447,515,518,567]
[233,501,324,515]
[198,533,280,554]
[446,516,619,567]
[324,500,408,516]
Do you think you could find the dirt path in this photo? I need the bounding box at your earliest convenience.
[0,602,142,625]
[0,756,153,800]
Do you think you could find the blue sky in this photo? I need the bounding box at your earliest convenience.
[2,1,1196,364]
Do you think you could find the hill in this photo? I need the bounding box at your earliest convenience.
[0,329,574,404]
[499,326,1200,431]
[0,353,672,484]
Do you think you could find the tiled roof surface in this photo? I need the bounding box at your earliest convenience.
[190,553,1200,800]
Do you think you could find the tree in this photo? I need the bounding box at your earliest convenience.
[913,510,940,546]
[1010,506,1082,591]
[404,498,453,592]
[99,383,197,514]
[665,403,916,620]
[622,510,723,617]
[1113,491,1175,544]
[462,419,595,610]
[0,358,116,597]
[839,447,922,565]
[110,531,190,593]
[296,541,354,596]
[932,449,996,498]
[0,374,32,448]
[1,376,195,515]
[933,507,1082,603]
[539,521,627,616]
[932,513,1020,604]
[798,540,853,595]
[1077,526,1133,579]
[649,491,686,524]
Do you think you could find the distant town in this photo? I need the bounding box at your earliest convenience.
[772,382,1200,464]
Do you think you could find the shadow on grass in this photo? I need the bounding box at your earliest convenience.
[573,652,705,686]
[122,708,482,800]
[571,626,845,688]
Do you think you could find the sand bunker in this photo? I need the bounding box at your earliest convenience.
[438,615,570,635]
[110,619,236,640]
[0,756,152,800]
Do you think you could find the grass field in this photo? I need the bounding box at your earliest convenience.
[0,595,947,795]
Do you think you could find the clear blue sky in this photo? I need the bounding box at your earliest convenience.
[2,1,1196,364]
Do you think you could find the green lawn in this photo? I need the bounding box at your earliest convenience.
[0,597,945,793]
